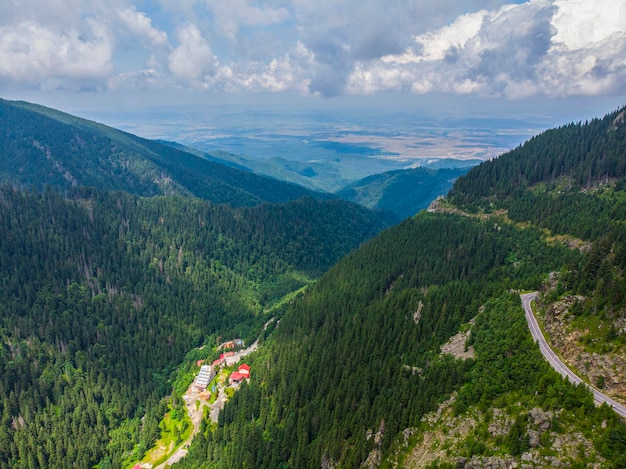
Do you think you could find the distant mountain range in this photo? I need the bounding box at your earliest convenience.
[0,99,330,206]
[164,140,475,220]
[335,166,470,220]
[0,99,472,219]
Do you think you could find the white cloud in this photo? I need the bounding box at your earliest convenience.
[117,6,168,46]
[551,0,626,50]
[348,0,626,99]
[0,19,113,85]
[168,23,217,84]
[0,0,82,27]
[383,10,487,65]
[108,68,162,91]
[0,0,624,101]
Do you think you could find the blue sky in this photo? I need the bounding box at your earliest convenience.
[1,0,625,122]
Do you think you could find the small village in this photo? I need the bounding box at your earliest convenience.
[192,339,253,400]
[131,337,257,469]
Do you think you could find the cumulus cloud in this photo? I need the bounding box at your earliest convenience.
[0,0,625,99]
[168,23,217,85]
[0,19,113,86]
[116,6,168,47]
[205,0,291,41]
[0,1,170,90]
[348,0,626,99]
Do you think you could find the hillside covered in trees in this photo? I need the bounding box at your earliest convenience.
[335,166,470,220]
[0,99,331,206]
[172,105,626,468]
[0,186,390,468]
[2,97,626,468]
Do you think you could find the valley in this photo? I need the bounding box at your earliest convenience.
[1,100,626,468]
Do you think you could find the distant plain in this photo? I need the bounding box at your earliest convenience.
[86,106,553,191]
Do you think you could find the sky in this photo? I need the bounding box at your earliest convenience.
[1,0,626,123]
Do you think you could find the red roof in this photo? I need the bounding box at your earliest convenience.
[212,358,224,366]
[238,364,250,375]
[230,372,244,382]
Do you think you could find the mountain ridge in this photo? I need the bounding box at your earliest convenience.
[2,98,626,467]
[335,166,471,220]
[0,98,332,206]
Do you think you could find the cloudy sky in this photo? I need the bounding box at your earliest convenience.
[1,0,625,119]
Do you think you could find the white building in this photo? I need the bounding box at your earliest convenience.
[195,365,215,391]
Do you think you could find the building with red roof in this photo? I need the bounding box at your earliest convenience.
[229,371,244,385]
[238,364,250,377]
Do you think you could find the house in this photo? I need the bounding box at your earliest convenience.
[196,359,204,367]
[220,351,235,359]
[212,357,225,367]
[238,364,250,378]
[219,338,244,350]
[229,371,244,385]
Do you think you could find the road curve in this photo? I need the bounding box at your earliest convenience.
[521,292,626,419]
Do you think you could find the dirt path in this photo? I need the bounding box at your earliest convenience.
[153,383,208,469]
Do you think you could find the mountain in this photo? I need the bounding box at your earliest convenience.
[163,139,481,195]
[161,141,474,220]
[3,97,626,468]
[0,99,331,206]
[173,106,626,468]
[450,106,626,203]
[0,185,390,468]
[335,166,471,220]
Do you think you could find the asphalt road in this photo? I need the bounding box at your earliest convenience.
[521,292,626,418]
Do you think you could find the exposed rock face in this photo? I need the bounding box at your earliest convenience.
[440,318,476,360]
[456,456,518,468]
[363,420,386,468]
[488,409,513,437]
[361,449,381,469]
[394,400,605,468]
[528,408,552,432]
[540,295,626,403]
[413,300,424,324]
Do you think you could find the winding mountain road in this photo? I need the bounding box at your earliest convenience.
[521,292,626,418]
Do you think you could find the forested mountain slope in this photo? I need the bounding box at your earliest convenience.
[0,99,330,206]
[173,106,626,468]
[0,186,389,468]
[450,105,626,201]
[335,166,470,220]
[447,105,626,326]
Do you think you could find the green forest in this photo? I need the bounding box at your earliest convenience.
[173,212,601,468]
[0,99,330,206]
[1,100,626,468]
[0,186,388,467]
[172,106,626,468]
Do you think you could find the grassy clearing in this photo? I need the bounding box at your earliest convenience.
[128,399,193,468]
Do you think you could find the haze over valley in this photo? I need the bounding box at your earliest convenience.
[78,105,544,193]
